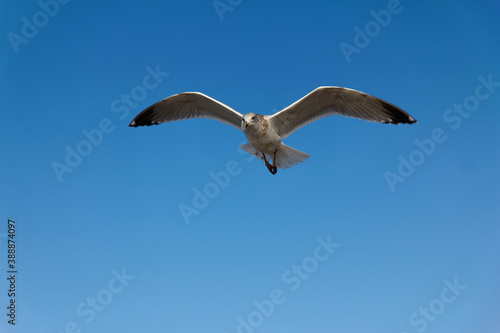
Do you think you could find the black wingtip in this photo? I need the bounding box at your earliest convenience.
[381,101,417,125]
[128,121,156,127]
[129,120,143,127]
[402,115,417,124]
[128,110,158,127]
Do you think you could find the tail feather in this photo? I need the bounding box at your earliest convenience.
[240,143,310,170]
[275,144,311,169]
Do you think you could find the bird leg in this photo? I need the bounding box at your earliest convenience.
[271,150,278,174]
[262,153,277,175]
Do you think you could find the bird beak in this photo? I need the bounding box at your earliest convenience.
[243,121,248,129]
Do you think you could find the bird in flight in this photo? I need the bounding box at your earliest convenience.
[129,86,417,174]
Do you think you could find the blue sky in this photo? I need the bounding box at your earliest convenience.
[1,0,500,332]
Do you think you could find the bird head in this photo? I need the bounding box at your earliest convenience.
[241,113,259,132]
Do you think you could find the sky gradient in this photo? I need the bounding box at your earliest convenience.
[1,1,500,332]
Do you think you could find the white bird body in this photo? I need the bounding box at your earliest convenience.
[242,114,281,154]
[240,113,311,171]
[130,86,417,174]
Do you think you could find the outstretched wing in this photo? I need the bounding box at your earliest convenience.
[129,92,244,130]
[269,86,417,139]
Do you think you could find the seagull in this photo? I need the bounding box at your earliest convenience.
[129,86,417,174]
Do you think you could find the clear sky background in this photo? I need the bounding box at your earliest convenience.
[1,1,500,332]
